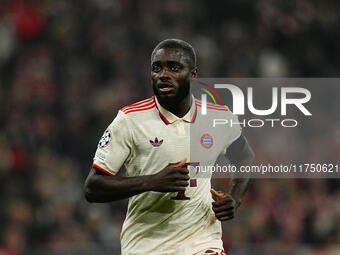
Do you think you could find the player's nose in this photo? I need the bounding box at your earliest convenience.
[159,67,171,80]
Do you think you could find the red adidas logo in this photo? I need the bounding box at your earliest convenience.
[150,137,163,147]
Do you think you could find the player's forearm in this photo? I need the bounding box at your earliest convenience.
[228,155,254,205]
[227,137,255,207]
[227,177,251,208]
[84,171,152,202]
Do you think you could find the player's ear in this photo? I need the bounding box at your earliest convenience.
[191,67,198,78]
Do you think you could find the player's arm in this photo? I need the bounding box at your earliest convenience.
[211,134,254,221]
[84,159,189,203]
[227,134,254,207]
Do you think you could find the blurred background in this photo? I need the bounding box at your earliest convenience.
[0,0,340,254]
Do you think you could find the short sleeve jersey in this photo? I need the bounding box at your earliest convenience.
[92,96,241,255]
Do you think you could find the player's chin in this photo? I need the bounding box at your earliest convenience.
[155,90,178,101]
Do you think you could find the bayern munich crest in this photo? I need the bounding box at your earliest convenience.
[200,133,213,149]
[98,130,111,148]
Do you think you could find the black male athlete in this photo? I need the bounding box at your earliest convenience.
[84,39,254,255]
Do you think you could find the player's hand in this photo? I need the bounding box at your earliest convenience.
[211,188,237,221]
[148,158,189,193]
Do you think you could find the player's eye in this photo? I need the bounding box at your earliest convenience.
[152,65,161,73]
[170,65,180,72]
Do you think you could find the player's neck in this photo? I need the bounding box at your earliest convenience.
[159,94,192,118]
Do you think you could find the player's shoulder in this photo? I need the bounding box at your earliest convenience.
[195,99,229,112]
[194,99,240,121]
[119,97,156,116]
[107,97,156,130]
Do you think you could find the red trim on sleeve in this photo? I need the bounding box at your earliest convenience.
[195,99,228,109]
[121,98,153,111]
[121,100,155,113]
[92,163,115,176]
[123,103,156,114]
[196,102,228,111]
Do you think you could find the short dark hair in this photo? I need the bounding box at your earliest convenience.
[151,39,196,67]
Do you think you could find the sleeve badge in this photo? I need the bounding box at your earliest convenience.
[98,130,111,148]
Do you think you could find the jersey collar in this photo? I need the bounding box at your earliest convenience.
[154,95,197,125]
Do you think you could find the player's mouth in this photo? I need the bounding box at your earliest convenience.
[158,82,175,93]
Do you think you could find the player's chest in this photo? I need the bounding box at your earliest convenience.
[130,119,226,162]
[132,120,190,156]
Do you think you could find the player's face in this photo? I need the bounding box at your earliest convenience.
[151,48,196,103]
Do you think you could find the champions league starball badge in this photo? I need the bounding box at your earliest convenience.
[98,130,111,148]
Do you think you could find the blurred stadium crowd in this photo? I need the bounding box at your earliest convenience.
[0,0,339,254]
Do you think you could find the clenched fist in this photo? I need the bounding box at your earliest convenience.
[147,158,190,193]
[211,188,237,221]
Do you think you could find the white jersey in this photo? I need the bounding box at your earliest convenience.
[92,96,241,255]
